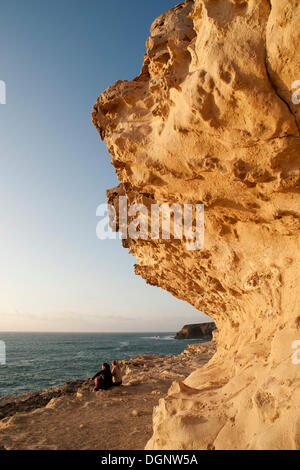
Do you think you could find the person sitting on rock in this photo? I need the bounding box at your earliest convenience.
[90,363,113,391]
[111,360,123,387]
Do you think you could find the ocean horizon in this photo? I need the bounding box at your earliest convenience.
[0,332,207,398]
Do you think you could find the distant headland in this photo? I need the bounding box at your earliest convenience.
[175,322,216,340]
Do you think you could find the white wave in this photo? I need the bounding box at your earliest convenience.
[17,359,37,365]
[75,352,87,358]
[140,335,175,341]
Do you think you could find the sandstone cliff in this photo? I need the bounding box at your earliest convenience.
[175,322,216,339]
[93,0,300,450]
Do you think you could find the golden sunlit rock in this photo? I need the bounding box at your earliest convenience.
[93,0,300,450]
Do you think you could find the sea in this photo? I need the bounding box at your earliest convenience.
[0,332,207,398]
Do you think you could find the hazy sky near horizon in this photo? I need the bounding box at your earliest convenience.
[0,0,211,332]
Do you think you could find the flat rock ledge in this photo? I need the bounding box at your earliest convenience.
[0,379,88,421]
[0,342,215,422]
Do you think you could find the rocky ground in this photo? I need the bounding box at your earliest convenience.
[0,342,215,450]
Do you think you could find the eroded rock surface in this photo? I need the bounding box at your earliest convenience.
[93,0,300,450]
[0,380,87,420]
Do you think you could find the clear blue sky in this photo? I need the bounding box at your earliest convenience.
[0,0,211,332]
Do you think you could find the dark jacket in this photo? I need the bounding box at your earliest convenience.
[92,368,113,389]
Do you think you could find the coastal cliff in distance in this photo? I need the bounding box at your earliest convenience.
[93,0,300,450]
[175,322,216,340]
